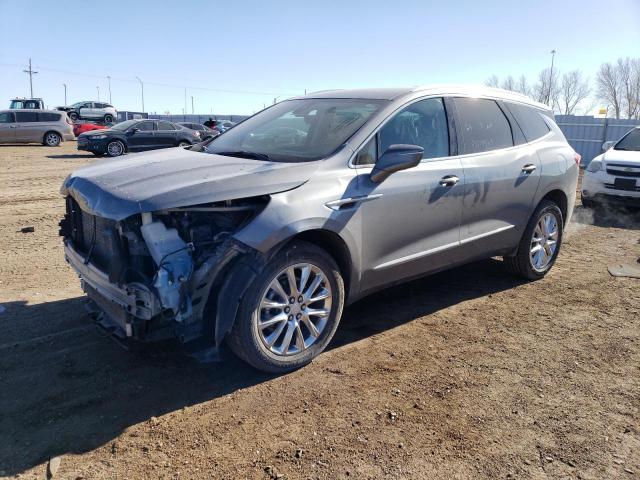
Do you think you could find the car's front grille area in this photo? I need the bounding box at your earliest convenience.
[606,163,640,178]
[64,197,119,272]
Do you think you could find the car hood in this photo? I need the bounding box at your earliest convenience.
[602,148,640,165]
[61,147,320,220]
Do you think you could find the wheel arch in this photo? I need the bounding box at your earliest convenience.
[539,189,568,226]
[42,130,63,144]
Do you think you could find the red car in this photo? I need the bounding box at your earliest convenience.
[73,123,108,137]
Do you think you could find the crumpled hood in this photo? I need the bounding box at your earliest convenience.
[602,148,640,165]
[61,147,319,220]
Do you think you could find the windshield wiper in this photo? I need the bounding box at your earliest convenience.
[214,150,271,161]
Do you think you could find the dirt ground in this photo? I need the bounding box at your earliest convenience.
[0,142,638,480]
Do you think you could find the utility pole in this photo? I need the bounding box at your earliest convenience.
[106,76,112,104]
[62,83,67,105]
[184,88,187,117]
[191,96,194,114]
[23,58,38,98]
[547,49,556,106]
[96,86,100,101]
[135,76,145,113]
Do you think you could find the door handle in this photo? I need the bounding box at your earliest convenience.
[521,164,537,174]
[439,175,460,187]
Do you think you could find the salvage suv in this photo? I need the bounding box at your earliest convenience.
[60,86,579,372]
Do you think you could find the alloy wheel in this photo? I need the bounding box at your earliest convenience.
[256,263,332,356]
[530,212,559,272]
[107,141,124,156]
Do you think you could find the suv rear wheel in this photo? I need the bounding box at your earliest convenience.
[68,111,79,121]
[104,114,114,123]
[504,200,563,280]
[43,131,61,147]
[226,241,345,373]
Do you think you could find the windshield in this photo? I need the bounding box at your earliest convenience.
[615,129,640,152]
[112,120,138,131]
[204,98,385,162]
[10,100,24,109]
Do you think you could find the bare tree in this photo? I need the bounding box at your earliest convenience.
[618,57,640,119]
[596,61,623,118]
[485,75,499,88]
[534,67,560,109]
[501,76,516,92]
[516,75,532,97]
[559,70,591,115]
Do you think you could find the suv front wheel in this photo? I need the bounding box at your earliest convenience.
[504,200,564,280]
[226,241,345,373]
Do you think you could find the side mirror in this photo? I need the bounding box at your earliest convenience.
[129,127,139,134]
[602,141,615,152]
[370,144,424,183]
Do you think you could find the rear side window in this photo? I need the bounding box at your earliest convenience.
[505,103,550,142]
[137,121,155,131]
[454,98,513,154]
[157,121,176,130]
[0,112,15,123]
[38,112,61,122]
[15,111,38,122]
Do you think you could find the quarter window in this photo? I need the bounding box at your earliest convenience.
[354,136,377,165]
[505,102,550,142]
[454,98,513,154]
[15,112,38,122]
[379,97,449,160]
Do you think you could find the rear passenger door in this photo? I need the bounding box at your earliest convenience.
[14,111,41,143]
[155,121,178,148]
[452,97,542,257]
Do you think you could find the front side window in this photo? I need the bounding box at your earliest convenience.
[454,98,513,154]
[379,97,449,160]
[614,129,640,152]
[15,111,38,122]
[205,98,385,162]
[136,121,155,131]
[0,112,15,123]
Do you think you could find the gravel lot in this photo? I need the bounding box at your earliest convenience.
[0,142,638,479]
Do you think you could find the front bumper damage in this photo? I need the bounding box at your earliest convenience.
[62,207,263,347]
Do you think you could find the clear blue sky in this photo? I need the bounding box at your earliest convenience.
[1,0,639,115]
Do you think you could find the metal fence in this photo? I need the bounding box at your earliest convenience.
[148,114,249,124]
[555,115,639,166]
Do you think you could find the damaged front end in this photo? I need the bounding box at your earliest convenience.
[59,195,268,345]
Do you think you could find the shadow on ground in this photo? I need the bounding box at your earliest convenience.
[46,154,95,159]
[0,258,524,475]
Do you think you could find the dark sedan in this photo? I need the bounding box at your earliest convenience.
[77,119,200,157]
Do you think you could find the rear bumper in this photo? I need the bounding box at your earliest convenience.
[62,132,75,141]
[64,241,161,334]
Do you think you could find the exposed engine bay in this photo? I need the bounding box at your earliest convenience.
[59,195,269,345]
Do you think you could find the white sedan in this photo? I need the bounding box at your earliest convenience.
[582,126,640,208]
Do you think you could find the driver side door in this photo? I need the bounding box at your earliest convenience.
[127,121,156,151]
[352,97,465,292]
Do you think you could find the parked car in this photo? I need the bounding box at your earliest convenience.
[73,122,109,137]
[177,122,219,141]
[10,98,45,109]
[582,127,640,208]
[57,101,117,123]
[60,86,579,373]
[76,119,200,157]
[0,109,74,146]
[212,120,235,133]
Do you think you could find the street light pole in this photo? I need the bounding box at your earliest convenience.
[191,96,194,114]
[23,58,38,98]
[62,83,67,105]
[547,49,556,106]
[106,76,112,104]
[135,76,145,113]
[96,86,100,101]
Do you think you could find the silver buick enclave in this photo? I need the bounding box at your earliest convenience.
[60,85,579,372]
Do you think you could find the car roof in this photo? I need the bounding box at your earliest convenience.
[297,84,550,111]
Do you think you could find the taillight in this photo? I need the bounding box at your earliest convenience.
[574,152,581,166]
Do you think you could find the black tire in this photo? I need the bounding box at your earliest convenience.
[177,140,191,147]
[106,140,125,157]
[68,111,79,121]
[226,241,345,373]
[43,131,61,147]
[504,200,564,280]
[103,114,114,123]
